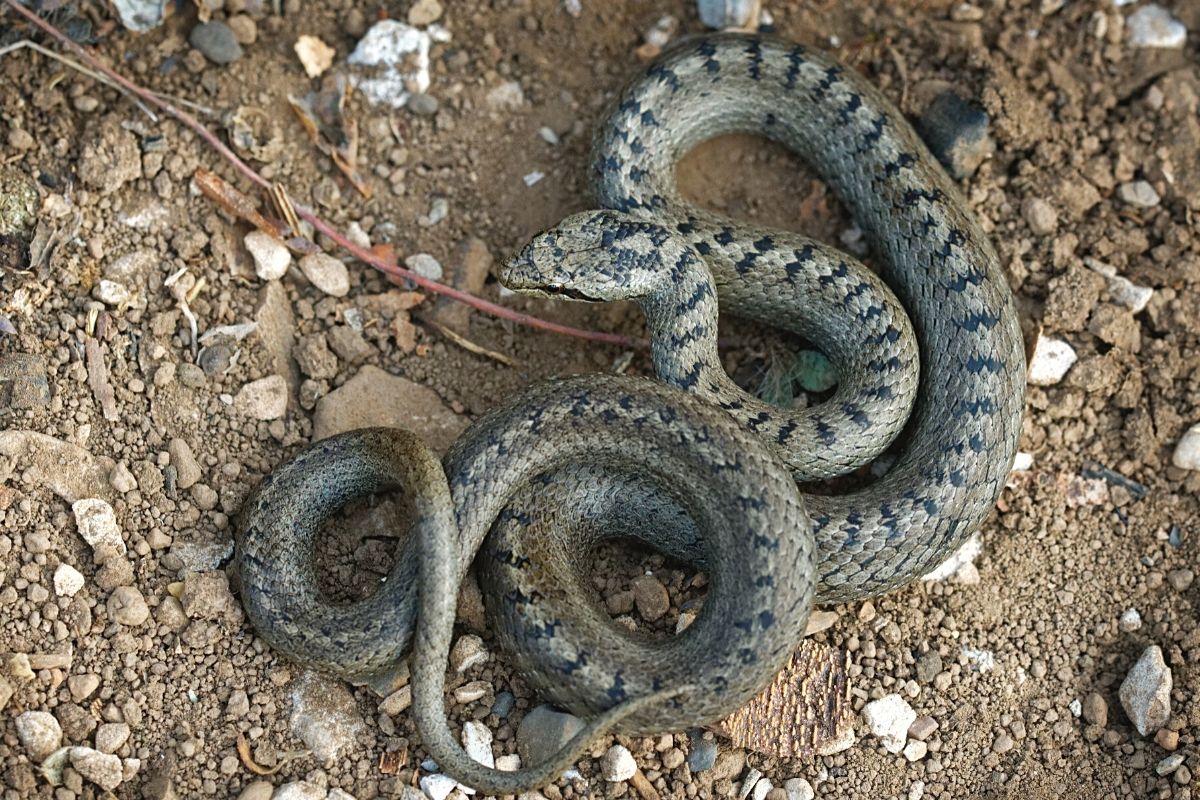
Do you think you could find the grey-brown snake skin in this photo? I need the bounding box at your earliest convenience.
[236,33,1025,794]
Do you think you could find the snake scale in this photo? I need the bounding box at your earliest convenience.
[236,33,1024,794]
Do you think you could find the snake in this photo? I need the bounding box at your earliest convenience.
[235,32,1025,795]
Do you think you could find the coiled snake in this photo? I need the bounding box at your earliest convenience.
[236,33,1024,794]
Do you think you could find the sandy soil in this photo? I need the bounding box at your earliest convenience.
[1,1,1198,799]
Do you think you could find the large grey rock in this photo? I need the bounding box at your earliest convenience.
[1120,645,1172,736]
[516,706,585,767]
[15,711,62,762]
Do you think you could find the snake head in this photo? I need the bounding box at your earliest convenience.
[502,210,672,303]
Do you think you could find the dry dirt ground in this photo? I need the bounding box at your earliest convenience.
[1,0,1199,799]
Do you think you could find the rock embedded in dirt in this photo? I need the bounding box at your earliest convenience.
[312,365,465,452]
[1119,645,1172,736]
[289,671,364,765]
[180,570,242,624]
[245,231,291,281]
[78,119,142,194]
[407,93,439,115]
[1021,197,1058,235]
[53,563,85,597]
[15,711,62,762]
[298,252,351,297]
[862,694,916,754]
[70,746,124,791]
[1125,4,1187,48]
[601,744,637,781]
[68,674,100,702]
[190,21,244,64]
[687,732,718,771]
[273,781,327,800]
[95,722,131,754]
[234,375,288,420]
[516,706,585,766]
[0,353,51,411]
[237,781,274,800]
[782,778,815,800]
[449,633,489,673]
[408,0,443,25]
[1116,180,1161,208]
[1027,336,1077,386]
[107,585,150,626]
[1081,692,1108,727]
[1171,423,1200,469]
[916,92,994,178]
[72,498,126,556]
[462,720,495,769]
[404,252,443,281]
[167,438,202,489]
[631,574,670,621]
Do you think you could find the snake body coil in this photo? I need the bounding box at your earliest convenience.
[236,33,1025,795]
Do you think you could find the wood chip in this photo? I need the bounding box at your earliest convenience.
[418,314,519,368]
[712,639,853,758]
[629,768,661,800]
[84,337,118,422]
[378,749,407,775]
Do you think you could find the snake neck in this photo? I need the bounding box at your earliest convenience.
[635,243,738,403]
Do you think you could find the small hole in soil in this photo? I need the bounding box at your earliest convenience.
[312,489,414,604]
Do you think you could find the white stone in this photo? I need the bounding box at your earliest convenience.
[1172,423,1200,470]
[1117,180,1160,208]
[347,20,449,108]
[298,253,350,297]
[751,777,773,800]
[1069,698,1082,717]
[449,635,489,673]
[16,711,62,762]
[420,773,458,800]
[803,609,839,636]
[485,81,525,111]
[782,778,815,800]
[1011,452,1033,471]
[739,769,763,800]
[72,498,126,556]
[235,375,288,420]
[70,746,124,791]
[1119,645,1172,736]
[1157,753,1186,776]
[495,754,521,771]
[462,721,495,769]
[862,694,916,754]
[600,744,637,782]
[405,253,443,281]
[94,279,132,306]
[908,781,926,800]
[903,739,928,761]
[95,722,130,754]
[288,671,365,764]
[523,171,545,187]
[1119,608,1143,632]
[1027,335,1077,386]
[245,231,292,281]
[272,781,327,800]
[327,790,358,800]
[1126,4,1187,48]
[1085,258,1154,313]
[922,533,982,581]
[53,564,85,597]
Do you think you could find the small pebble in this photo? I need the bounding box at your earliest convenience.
[687,734,718,772]
[244,231,291,281]
[916,91,994,179]
[379,686,411,716]
[462,720,494,768]
[631,574,670,621]
[492,691,515,718]
[1126,4,1187,49]
[72,498,126,556]
[1171,423,1200,470]
[234,375,288,420]
[107,586,150,626]
[782,777,815,800]
[70,746,124,791]
[408,93,440,116]
[53,564,85,597]
[1119,645,1173,736]
[405,253,444,282]
[1081,693,1108,727]
[189,21,244,64]
[449,634,489,673]
[903,740,927,761]
[95,722,130,754]
[516,706,584,767]
[1157,753,1185,776]
[298,253,351,297]
[407,0,443,26]
[1021,197,1058,235]
[419,773,457,800]
[1027,336,1077,386]
[908,715,938,741]
[1167,569,1194,591]
[1119,608,1142,632]
[862,694,916,754]
[1116,180,1160,208]
[1155,728,1180,751]
[68,674,100,701]
[992,733,1014,754]
[16,711,62,762]
[600,744,637,782]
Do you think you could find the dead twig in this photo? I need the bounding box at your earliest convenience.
[2,0,643,350]
[417,314,520,368]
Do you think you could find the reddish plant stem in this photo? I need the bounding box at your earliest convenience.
[3,0,643,350]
